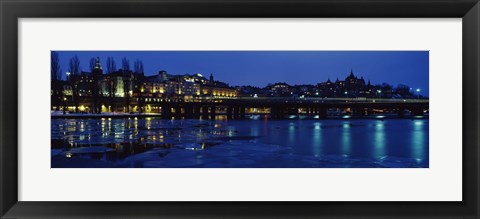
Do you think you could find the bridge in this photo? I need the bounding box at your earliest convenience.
[148,97,429,119]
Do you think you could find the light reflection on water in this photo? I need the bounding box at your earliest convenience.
[312,122,322,156]
[341,121,351,156]
[412,120,426,162]
[373,121,386,159]
[51,117,429,168]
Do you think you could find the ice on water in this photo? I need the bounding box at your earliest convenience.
[51,117,428,168]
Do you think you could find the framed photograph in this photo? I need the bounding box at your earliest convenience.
[1,0,479,218]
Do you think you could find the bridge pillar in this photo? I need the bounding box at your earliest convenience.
[210,105,216,119]
[270,107,276,119]
[184,105,194,119]
[240,106,246,119]
[192,106,201,119]
[233,106,240,119]
[269,107,275,119]
[318,107,327,119]
[366,108,374,116]
[278,107,284,119]
[352,107,365,117]
[202,106,209,119]
[227,106,233,119]
[174,106,182,118]
[272,106,285,119]
[397,108,405,118]
[161,106,172,119]
[286,107,298,116]
[411,108,424,116]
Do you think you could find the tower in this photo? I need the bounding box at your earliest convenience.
[92,57,103,76]
[159,70,168,82]
[209,73,214,85]
[95,57,102,70]
[346,68,357,91]
[91,57,103,114]
[349,68,355,78]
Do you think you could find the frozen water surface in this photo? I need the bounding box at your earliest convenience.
[51,116,429,168]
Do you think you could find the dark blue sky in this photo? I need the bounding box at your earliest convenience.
[54,51,429,96]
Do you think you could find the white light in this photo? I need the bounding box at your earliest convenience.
[416,88,420,92]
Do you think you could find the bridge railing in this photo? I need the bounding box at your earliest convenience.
[196,96,429,103]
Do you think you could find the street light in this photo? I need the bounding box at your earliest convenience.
[416,88,421,99]
[63,97,67,115]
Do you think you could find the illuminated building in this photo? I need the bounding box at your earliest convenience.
[266,83,292,96]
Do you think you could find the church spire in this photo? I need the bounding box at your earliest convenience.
[349,68,354,78]
[95,57,102,70]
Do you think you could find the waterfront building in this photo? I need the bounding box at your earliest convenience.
[266,82,292,96]
[51,58,239,113]
[51,59,422,114]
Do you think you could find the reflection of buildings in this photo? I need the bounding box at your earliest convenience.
[52,57,238,113]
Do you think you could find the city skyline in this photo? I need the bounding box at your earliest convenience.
[54,51,429,96]
[51,51,429,168]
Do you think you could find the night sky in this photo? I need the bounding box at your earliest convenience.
[54,51,429,96]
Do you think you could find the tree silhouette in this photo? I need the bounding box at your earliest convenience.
[122,57,130,71]
[133,59,145,114]
[89,57,96,72]
[69,55,81,75]
[51,52,61,80]
[68,55,81,113]
[122,57,131,113]
[51,51,62,111]
[134,59,144,73]
[106,57,116,74]
[106,57,117,112]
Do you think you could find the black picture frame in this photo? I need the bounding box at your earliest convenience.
[1,0,479,218]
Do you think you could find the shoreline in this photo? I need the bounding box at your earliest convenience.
[51,113,428,120]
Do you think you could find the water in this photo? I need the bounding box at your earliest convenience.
[51,116,429,168]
